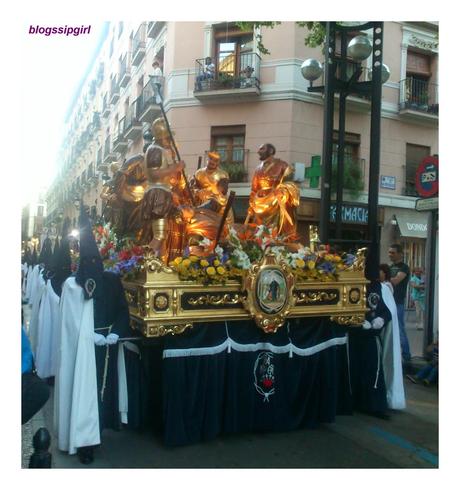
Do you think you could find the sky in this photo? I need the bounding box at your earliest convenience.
[21,23,106,205]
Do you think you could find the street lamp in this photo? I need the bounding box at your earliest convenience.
[301,22,387,272]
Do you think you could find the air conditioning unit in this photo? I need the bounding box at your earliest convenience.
[293,162,306,182]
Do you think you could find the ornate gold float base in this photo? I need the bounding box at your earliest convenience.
[123,254,368,337]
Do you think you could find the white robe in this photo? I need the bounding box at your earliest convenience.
[28,273,46,356]
[54,277,100,455]
[381,283,406,410]
[25,264,36,303]
[35,281,61,379]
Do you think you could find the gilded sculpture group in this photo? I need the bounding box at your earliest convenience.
[100,117,300,264]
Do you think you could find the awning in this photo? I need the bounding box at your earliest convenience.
[395,210,428,238]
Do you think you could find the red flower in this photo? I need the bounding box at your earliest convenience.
[118,250,131,261]
[132,245,144,256]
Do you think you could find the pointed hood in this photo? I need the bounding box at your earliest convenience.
[75,203,104,300]
[50,235,72,298]
[40,237,54,277]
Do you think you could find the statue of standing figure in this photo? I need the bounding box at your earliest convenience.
[246,143,300,239]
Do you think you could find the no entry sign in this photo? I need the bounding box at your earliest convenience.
[415,155,439,197]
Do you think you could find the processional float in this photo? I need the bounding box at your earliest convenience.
[97,78,368,338]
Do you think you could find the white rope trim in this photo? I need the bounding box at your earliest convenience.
[374,336,381,389]
[162,335,348,359]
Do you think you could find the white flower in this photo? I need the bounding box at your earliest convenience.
[215,245,224,260]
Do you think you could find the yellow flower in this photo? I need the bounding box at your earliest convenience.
[217,266,226,275]
[333,255,342,262]
[190,255,199,262]
[206,266,216,276]
[182,258,191,267]
[214,259,220,266]
[325,254,334,261]
[200,259,209,267]
[173,257,183,265]
[307,260,316,270]
[295,258,306,268]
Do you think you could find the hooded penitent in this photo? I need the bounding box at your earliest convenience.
[50,222,72,298]
[75,203,104,300]
[39,238,54,279]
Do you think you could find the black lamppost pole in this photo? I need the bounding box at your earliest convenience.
[302,21,387,269]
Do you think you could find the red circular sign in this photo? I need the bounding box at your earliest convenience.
[415,155,439,197]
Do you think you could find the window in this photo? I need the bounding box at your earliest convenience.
[210,125,247,182]
[405,50,432,108]
[37,206,44,217]
[213,24,254,79]
[405,143,430,196]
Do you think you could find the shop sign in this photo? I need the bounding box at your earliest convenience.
[330,204,368,224]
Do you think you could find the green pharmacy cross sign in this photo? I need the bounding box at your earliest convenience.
[305,155,322,188]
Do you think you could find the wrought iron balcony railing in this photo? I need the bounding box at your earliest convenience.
[399,78,439,115]
[204,148,249,183]
[119,53,131,87]
[195,53,261,92]
[132,23,146,66]
[124,97,144,136]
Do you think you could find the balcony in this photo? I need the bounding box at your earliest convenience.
[132,23,147,66]
[147,21,165,38]
[124,97,144,139]
[138,81,160,123]
[103,138,117,165]
[119,54,131,88]
[194,53,261,100]
[399,78,439,123]
[205,148,249,183]
[110,77,120,104]
[96,147,106,171]
[102,94,111,118]
[112,117,129,154]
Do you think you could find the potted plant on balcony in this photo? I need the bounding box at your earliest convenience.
[417,92,429,112]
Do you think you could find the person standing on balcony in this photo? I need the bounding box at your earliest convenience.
[246,143,300,239]
[196,57,215,90]
[388,244,412,366]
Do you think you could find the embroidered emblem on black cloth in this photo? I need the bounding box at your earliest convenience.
[85,278,97,298]
[254,351,275,402]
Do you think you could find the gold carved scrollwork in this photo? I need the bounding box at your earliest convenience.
[187,293,245,306]
[345,247,367,272]
[330,315,365,326]
[141,247,174,273]
[243,252,295,334]
[147,323,193,337]
[294,291,338,305]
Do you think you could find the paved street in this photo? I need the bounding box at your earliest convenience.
[22,311,438,469]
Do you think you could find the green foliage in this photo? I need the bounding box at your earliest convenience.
[236,21,325,55]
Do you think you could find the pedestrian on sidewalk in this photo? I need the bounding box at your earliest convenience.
[407,338,438,386]
[410,267,425,330]
[388,244,412,365]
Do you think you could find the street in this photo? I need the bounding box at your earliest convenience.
[22,314,438,469]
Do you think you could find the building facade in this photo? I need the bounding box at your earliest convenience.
[45,21,438,293]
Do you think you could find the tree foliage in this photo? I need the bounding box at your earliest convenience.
[236,22,326,55]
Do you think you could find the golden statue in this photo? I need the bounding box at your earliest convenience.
[192,152,233,222]
[246,143,300,239]
[140,117,190,262]
[100,155,147,238]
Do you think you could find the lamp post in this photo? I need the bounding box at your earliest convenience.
[302,22,387,270]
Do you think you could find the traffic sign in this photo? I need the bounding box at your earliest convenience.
[415,155,439,197]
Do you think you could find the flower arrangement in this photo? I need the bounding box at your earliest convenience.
[93,224,144,279]
[167,225,356,284]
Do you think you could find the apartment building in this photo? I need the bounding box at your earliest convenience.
[45,21,438,276]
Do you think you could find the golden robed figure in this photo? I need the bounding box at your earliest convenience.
[100,156,148,239]
[246,143,300,238]
[141,117,190,263]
